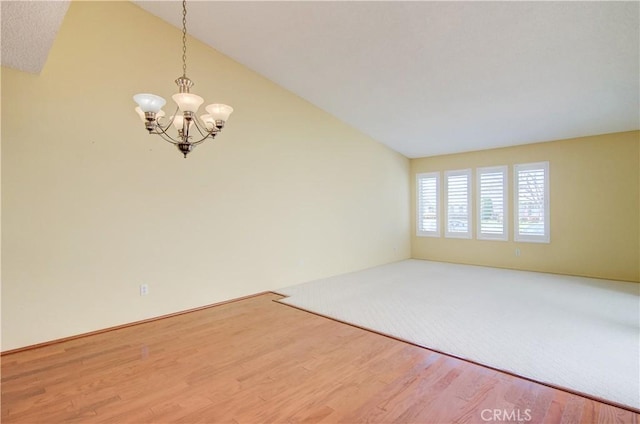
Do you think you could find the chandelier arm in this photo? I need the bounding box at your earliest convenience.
[167,117,209,145]
[190,133,216,146]
[153,125,181,145]
[191,131,216,146]
[190,117,206,137]
[150,105,183,144]
[191,139,208,147]
[156,108,178,131]
[191,116,214,138]
[196,119,220,146]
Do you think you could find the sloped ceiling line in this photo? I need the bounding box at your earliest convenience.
[3,1,638,158]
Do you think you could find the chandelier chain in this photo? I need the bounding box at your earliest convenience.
[181,0,187,77]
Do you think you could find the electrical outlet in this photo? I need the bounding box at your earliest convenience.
[515,248,521,257]
[140,284,149,296]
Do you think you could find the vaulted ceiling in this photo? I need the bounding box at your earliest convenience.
[3,1,638,158]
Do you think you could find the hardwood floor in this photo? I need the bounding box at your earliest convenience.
[2,293,638,423]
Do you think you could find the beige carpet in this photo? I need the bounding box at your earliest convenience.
[276,259,640,410]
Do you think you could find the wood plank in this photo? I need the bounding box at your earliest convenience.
[1,293,638,423]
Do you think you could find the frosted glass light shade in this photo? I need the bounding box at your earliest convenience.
[133,93,166,113]
[172,93,204,113]
[205,104,233,122]
[135,107,145,122]
[170,115,192,130]
[200,114,215,130]
[135,107,164,122]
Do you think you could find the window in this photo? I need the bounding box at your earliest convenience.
[514,161,549,243]
[477,166,507,241]
[416,172,440,237]
[445,169,471,238]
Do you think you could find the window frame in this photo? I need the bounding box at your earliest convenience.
[416,172,441,237]
[476,165,508,241]
[514,161,550,243]
[444,169,472,239]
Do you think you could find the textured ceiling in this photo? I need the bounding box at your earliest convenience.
[1,1,69,74]
[3,1,638,158]
[134,1,640,158]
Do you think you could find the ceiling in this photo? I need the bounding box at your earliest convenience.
[3,1,639,158]
[0,1,69,74]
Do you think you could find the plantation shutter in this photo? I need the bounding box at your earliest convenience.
[445,170,471,238]
[477,166,507,240]
[515,162,550,243]
[417,172,440,236]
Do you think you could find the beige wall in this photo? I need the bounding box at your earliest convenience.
[411,131,640,282]
[3,1,637,353]
[1,2,410,351]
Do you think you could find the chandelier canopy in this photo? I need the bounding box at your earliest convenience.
[133,0,233,158]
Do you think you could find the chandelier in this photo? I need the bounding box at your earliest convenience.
[133,0,233,158]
